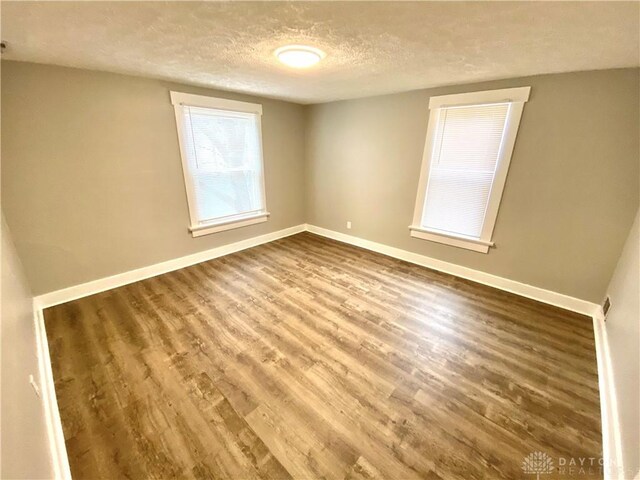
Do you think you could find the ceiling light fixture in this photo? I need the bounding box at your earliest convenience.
[275,45,325,69]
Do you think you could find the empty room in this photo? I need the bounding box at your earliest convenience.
[1,2,639,479]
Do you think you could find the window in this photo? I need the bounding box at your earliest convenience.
[171,92,268,237]
[410,87,530,253]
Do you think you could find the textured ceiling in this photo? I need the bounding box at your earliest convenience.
[1,1,639,104]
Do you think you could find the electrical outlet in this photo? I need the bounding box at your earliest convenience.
[29,374,41,398]
[346,221,352,229]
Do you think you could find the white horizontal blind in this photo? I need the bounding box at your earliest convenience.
[181,106,265,225]
[421,103,510,238]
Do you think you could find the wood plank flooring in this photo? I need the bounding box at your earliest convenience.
[44,232,602,479]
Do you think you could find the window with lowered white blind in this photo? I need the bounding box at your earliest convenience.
[421,103,509,238]
[171,92,269,237]
[411,87,530,253]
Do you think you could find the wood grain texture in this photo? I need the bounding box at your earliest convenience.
[44,232,602,479]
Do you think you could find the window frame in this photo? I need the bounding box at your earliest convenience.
[171,91,269,237]
[410,87,530,253]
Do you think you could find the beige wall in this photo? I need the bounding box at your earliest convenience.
[2,62,638,303]
[305,69,639,303]
[1,216,53,478]
[1,61,306,295]
[604,209,639,477]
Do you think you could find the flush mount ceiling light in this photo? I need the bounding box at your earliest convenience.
[275,45,325,69]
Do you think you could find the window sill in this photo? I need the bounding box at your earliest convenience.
[190,212,270,237]
[409,226,494,253]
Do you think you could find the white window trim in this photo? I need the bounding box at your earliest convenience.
[190,211,270,237]
[410,86,530,253]
[170,91,263,115]
[170,91,269,237]
[410,226,494,254]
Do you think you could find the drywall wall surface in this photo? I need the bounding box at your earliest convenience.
[604,210,639,478]
[1,61,306,295]
[1,215,53,478]
[305,68,639,302]
[3,62,638,302]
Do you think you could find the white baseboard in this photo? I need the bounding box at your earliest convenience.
[34,222,599,316]
[34,224,306,309]
[593,312,625,480]
[306,224,600,317]
[34,307,72,480]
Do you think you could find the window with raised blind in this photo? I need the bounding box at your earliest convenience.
[410,87,530,253]
[171,92,268,237]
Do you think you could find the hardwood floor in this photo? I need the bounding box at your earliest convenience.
[44,232,602,479]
